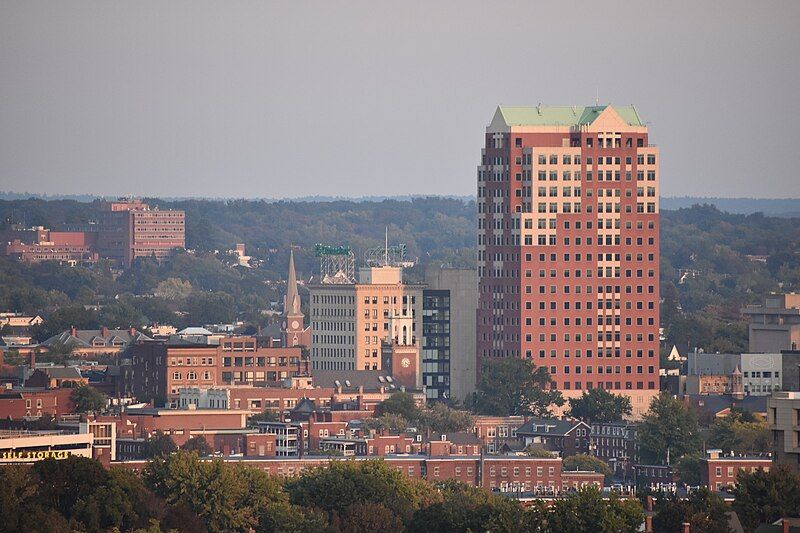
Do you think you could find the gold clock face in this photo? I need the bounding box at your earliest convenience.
[401,357,411,368]
[291,320,300,330]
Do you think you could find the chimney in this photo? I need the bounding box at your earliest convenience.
[682,522,690,533]
[647,496,654,512]
[70,326,78,337]
[783,519,790,533]
[129,327,137,337]
[645,516,653,532]
[29,350,36,370]
[101,326,109,338]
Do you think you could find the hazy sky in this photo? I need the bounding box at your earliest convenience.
[2,1,799,199]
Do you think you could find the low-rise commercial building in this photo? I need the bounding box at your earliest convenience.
[0,429,93,464]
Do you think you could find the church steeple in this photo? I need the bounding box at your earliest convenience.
[284,249,303,318]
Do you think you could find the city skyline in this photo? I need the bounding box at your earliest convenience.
[2,1,799,199]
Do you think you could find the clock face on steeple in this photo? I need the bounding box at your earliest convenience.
[291,320,300,330]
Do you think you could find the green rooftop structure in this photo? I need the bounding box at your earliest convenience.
[493,104,643,127]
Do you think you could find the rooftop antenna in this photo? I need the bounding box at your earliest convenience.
[595,86,599,106]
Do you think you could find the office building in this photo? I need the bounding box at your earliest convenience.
[742,293,800,352]
[97,198,185,267]
[310,256,423,372]
[476,104,660,416]
[422,266,478,402]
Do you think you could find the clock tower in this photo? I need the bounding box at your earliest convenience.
[282,249,312,348]
[381,298,421,390]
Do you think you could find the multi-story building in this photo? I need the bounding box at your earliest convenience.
[97,198,185,267]
[768,391,800,474]
[422,267,478,402]
[699,449,772,491]
[687,352,783,395]
[310,264,423,372]
[129,336,309,405]
[742,293,800,352]
[589,422,638,480]
[476,105,660,417]
[516,418,591,457]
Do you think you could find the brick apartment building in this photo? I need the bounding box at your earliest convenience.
[699,450,772,491]
[128,336,310,405]
[0,388,76,419]
[476,105,660,417]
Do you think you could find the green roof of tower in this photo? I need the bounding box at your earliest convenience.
[496,105,643,127]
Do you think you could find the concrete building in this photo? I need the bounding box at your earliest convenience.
[742,294,800,353]
[767,391,800,474]
[476,105,660,417]
[687,352,783,395]
[423,266,478,402]
[310,264,423,372]
[97,198,185,267]
[0,429,94,464]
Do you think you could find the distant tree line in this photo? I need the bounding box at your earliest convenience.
[2,199,800,353]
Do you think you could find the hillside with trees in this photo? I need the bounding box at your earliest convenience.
[2,197,800,352]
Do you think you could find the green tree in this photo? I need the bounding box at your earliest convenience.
[181,435,213,456]
[562,454,613,484]
[675,453,703,486]
[523,446,557,458]
[417,403,474,435]
[31,456,109,517]
[286,459,440,526]
[248,410,280,424]
[567,388,632,423]
[72,467,164,532]
[708,411,771,455]
[70,385,107,413]
[144,451,254,532]
[380,391,422,421]
[143,431,178,459]
[653,488,730,533]
[408,480,528,533]
[546,487,644,533]
[471,358,564,417]
[362,413,409,433]
[637,393,700,463]
[733,463,800,531]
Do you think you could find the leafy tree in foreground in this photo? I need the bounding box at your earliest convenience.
[417,403,474,435]
[567,387,632,423]
[733,463,800,531]
[471,358,564,417]
[546,486,644,533]
[652,488,730,533]
[408,480,528,533]
[181,435,213,456]
[286,459,440,526]
[637,393,700,463]
[70,385,107,413]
